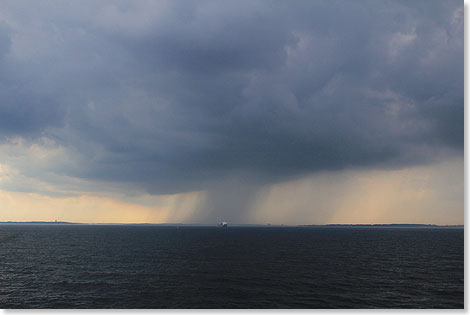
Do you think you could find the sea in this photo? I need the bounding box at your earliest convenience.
[0,225,464,309]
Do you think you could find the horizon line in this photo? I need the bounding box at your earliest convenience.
[0,221,464,227]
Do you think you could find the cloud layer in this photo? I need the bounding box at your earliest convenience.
[0,1,463,212]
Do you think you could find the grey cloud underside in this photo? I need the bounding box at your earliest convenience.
[0,0,463,195]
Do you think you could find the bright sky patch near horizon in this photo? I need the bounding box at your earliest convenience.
[0,0,463,224]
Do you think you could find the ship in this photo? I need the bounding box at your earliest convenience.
[219,221,228,228]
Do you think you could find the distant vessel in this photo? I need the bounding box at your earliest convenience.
[219,221,228,228]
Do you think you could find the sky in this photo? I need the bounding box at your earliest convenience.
[0,0,463,225]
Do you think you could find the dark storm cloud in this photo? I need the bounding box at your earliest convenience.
[0,0,463,196]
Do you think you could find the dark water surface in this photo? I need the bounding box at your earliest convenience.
[0,225,463,308]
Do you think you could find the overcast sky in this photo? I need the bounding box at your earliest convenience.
[0,0,463,224]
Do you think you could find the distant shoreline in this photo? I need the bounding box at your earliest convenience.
[0,221,463,228]
[298,224,464,228]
